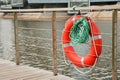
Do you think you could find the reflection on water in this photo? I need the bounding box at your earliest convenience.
[0,19,14,60]
[0,18,120,80]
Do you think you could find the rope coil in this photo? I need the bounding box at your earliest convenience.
[70,17,90,44]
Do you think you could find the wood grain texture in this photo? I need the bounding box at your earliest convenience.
[0,59,75,80]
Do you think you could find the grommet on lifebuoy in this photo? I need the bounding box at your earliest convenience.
[62,15,102,68]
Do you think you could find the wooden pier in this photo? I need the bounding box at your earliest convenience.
[0,59,75,80]
[0,5,120,80]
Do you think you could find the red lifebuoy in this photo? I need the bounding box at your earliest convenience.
[62,15,102,68]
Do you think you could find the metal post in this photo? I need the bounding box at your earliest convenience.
[14,13,19,65]
[112,9,118,80]
[52,11,57,76]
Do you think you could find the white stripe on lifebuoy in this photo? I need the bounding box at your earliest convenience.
[81,57,86,68]
[63,43,71,47]
[92,35,102,40]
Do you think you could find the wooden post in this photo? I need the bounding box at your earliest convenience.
[52,11,57,76]
[14,13,19,65]
[112,9,118,80]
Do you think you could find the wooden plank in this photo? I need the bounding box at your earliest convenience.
[0,13,70,21]
[1,70,45,80]
[0,66,47,79]
[0,65,39,76]
[85,11,118,20]
[0,65,27,72]
[17,73,53,80]
[0,59,76,80]
[0,66,37,76]
[0,5,120,13]
[11,71,51,80]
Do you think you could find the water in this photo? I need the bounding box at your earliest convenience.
[0,18,120,80]
[0,19,14,60]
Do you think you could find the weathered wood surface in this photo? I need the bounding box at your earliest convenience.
[0,13,70,21]
[0,11,120,21]
[85,11,120,20]
[0,59,75,80]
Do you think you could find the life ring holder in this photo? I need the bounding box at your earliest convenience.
[62,15,102,73]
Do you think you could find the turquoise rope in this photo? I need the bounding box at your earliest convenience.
[70,17,90,44]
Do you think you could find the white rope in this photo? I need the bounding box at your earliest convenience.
[62,50,71,65]
[19,35,52,40]
[19,43,53,50]
[61,26,71,65]
[73,65,94,74]
[18,51,66,62]
[19,27,52,31]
